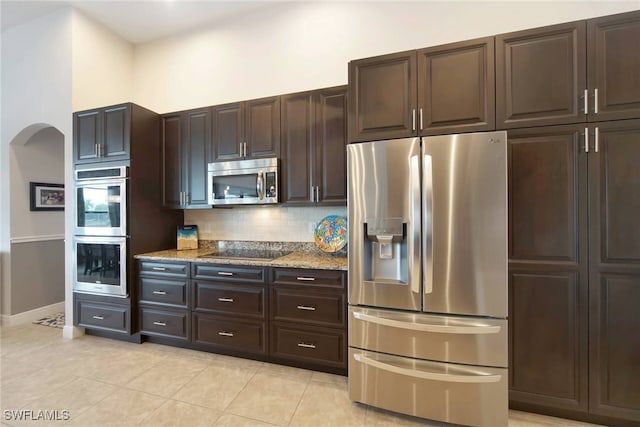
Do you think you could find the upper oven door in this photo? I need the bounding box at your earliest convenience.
[75,178,128,236]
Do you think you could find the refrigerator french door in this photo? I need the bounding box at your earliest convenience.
[347,132,508,427]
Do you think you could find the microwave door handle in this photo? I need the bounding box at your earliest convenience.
[256,171,265,200]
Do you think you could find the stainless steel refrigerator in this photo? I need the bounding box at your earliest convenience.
[347,132,508,427]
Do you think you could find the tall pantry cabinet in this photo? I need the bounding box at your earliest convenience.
[504,10,640,426]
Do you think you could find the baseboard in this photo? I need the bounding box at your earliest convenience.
[0,301,65,327]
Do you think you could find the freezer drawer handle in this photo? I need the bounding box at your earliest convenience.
[352,311,500,334]
[353,353,501,384]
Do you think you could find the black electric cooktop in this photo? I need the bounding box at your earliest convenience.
[198,249,291,261]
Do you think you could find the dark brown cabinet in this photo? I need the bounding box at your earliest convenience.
[161,108,211,208]
[74,293,132,335]
[508,120,640,425]
[269,268,347,373]
[212,96,280,161]
[73,103,141,164]
[281,86,347,205]
[348,37,495,142]
[497,11,640,129]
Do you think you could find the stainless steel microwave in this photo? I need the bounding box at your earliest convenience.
[207,158,279,205]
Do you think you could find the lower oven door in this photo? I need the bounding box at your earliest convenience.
[349,348,508,427]
[73,236,127,297]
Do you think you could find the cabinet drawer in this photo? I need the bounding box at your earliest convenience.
[271,287,345,327]
[193,313,266,354]
[138,260,189,278]
[271,268,345,289]
[139,277,188,307]
[76,301,129,333]
[140,307,189,340]
[193,281,265,318]
[192,264,266,283]
[271,322,346,368]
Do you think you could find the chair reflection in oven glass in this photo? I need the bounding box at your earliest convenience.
[101,244,120,278]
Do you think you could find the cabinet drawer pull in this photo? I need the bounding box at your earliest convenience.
[218,331,234,337]
[218,272,234,276]
[296,277,315,281]
[152,290,167,295]
[218,297,234,303]
[152,321,167,327]
[297,342,316,349]
[92,315,104,320]
[152,267,167,271]
[297,305,316,311]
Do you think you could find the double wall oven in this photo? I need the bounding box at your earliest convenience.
[73,166,128,297]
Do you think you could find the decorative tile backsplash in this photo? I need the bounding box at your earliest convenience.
[184,206,348,242]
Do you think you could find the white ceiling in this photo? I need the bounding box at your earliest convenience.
[0,0,281,44]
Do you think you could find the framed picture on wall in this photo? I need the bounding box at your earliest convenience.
[30,182,64,211]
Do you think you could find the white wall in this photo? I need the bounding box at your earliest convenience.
[1,8,73,318]
[133,1,640,114]
[9,127,65,239]
[71,10,134,111]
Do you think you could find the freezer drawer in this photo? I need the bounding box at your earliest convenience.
[349,348,507,427]
[349,306,507,367]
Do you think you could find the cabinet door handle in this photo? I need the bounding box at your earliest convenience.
[594,88,599,114]
[419,108,424,131]
[584,127,589,153]
[583,89,588,114]
[297,342,316,349]
[297,305,316,311]
[595,127,599,153]
[94,143,98,157]
[152,290,167,295]
[244,142,248,157]
[92,315,104,320]
[218,271,234,276]
[296,276,315,281]
[218,297,234,303]
[310,185,315,202]
[412,109,416,131]
[152,321,167,327]
[152,267,167,271]
[315,186,319,203]
[218,331,234,337]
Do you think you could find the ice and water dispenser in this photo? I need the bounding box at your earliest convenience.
[362,218,408,285]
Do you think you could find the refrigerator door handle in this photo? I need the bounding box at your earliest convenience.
[409,154,421,294]
[353,353,502,383]
[352,311,501,334]
[422,153,434,294]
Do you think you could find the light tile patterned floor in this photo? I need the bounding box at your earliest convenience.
[0,323,605,427]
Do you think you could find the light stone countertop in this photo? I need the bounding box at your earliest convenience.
[135,248,347,271]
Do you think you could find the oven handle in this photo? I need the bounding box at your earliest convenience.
[352,311,501,334]
[256,171,265,200]
[353,353,502,383]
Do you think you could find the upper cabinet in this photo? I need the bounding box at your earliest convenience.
[74,103,132,164]
[212,96,280,162]
[348,37,495,142]
[497,10,640,129]
[281,86,348,205]
[162,108,211,209]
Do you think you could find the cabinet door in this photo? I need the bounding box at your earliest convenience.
[588,120,640,423]
[185,109,211,207]
[212,102,244,161]
[102,104,130,160]
[74,109,101,164]
[417,37,495,135]
[508,125,589,414]
[348,50,417,142]
[246,96,280,158]
[496,21,587,129]
[587,11,640,122]
[162,114,183,208]
[315,86,347,205]
[281,91,313,204]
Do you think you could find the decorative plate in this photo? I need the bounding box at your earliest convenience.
[314,215,348,253]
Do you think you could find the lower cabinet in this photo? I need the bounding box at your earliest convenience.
[135,260,348,374]
[74,292,132,335]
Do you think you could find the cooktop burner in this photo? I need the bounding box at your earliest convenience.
[199,249,291,261]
